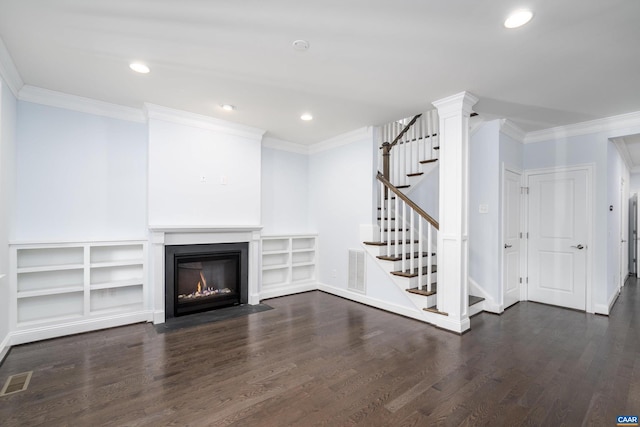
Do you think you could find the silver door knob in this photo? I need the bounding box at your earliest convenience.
[571,244,585,250]
[622,240,627,243]
[504,244,512,249]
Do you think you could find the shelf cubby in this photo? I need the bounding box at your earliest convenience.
[261,235,317,293]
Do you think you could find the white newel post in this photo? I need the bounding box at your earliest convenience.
[432,91,478,333]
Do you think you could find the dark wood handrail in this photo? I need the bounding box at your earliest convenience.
[388,114,421,149]
[377,172,439,230]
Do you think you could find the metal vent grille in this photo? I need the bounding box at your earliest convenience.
[1,371,32,397]
[348,250,366,293]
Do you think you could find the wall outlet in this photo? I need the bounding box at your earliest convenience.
[331,269,337,278]
[200,174,206,183]
[221,175,228,185]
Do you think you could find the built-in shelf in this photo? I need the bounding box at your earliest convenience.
[90,259,144,268]
[261,235,317,295]
[17,264,84,274]
[11,240,147,337]
[90,278,144,291]
[17,286,85,299]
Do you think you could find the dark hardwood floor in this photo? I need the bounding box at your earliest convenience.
[1,281,639,426]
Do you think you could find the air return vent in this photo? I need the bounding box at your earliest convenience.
[348,250,365,293]
[1,371,32,396]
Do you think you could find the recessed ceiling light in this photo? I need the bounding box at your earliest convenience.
[504,9,533,28]
[221,104,235,111]
[292,40,310,51]
[129,62,150,74]
[300,113,313,121]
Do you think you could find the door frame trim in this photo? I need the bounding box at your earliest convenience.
[500,164,524,309]
[523,163,595,313]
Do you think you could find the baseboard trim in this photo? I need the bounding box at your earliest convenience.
[0,333,11,366]
[10,311,153,346]
[317,282,432,323]
[468,277,503,314]
[593,290,620,316]
[260,282,318,300]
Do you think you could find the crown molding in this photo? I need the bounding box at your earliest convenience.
[612,137,634,171]
[499,119,526,143]
[308,126,373,154]
[524,111,640,144]
[0,37,24,98]
[19,85,146,123]
[262,136,309,155]
[432,91,479,117]
[144,103,265,140]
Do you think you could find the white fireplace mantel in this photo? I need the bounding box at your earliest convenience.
[148,225,262,324]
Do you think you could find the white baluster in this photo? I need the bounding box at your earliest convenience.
[379,180,385,243]
[401,200,407,273]
[394,193,399,257]
[418,219,423,292]
[410,208,415,275]
[427,111,433,160]
[427,225,433,293]
[387,183,392,257]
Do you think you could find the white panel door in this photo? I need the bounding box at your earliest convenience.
[527,169,588,310]
[503,169,521,309]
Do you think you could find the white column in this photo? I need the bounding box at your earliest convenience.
[432,91,478,333]
[149,230,166,324]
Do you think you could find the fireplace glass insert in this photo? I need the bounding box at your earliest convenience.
[165,243,248,318]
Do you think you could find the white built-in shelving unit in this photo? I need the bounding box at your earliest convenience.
[10,240,149,344]
[261,235,317,299]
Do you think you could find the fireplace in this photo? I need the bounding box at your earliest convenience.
[165,243,249,318]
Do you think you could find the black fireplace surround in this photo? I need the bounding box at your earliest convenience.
[165,242,249,318]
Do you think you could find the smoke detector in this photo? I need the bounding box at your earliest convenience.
[292,40,310,51]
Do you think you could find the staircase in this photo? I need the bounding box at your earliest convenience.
[364,110,485,327]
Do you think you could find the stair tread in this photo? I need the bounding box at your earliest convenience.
[391,265,437,278]
[396,185,410,189]
[382,228,410,232]
[424,306,448,316]
[469,295,485,306]
[419,159,438,164]
[424,295,484,315]
[406,283,438,296]
[433,146,440,150]
[407,172,423,177]
[363,240,419,246]
[377,252,436,262]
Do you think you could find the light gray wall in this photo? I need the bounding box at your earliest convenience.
[607,141,630,301]
[523,132,608,311]
[469,121,501,303]
[15,101,147,241]
[147,118,261,227]
[261,147,309,234]
[308,133,375,288]
[0,78,17,348]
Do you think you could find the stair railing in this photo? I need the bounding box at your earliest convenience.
[377,172,438,295]
[379,110,440,187]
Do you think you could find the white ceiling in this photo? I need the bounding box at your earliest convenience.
[0,0,639,145]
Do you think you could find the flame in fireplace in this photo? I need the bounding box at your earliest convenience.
[197,271,206,293]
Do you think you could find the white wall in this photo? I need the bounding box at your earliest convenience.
[469,121,501,304]
[523,132,608,311]
[261,146,309,234]
[630,173,640,195]
[14,102,147,241]
[607,141,630,301]
[147,117,262,227]
[0,78,17,352]
[308,129,375,288]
